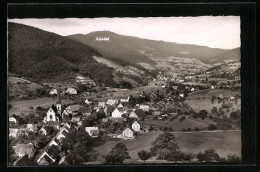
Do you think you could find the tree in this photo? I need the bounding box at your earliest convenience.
[196,148,220,162]
[199,110,208,119]
[150,132,179,160]
[226,154,240,162]
[105,142,130,164]
[211,96,216,104]
[62,128,93,164]
[230,112,239,120]
[137,150,151,163]
[208,124,217,131]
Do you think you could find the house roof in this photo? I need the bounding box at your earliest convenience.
[105,105,115,114]
[45,121,60,126]
[15,144,34,153]
[68,104,82,112]
[79,107,92,113]
[134,109,146,118]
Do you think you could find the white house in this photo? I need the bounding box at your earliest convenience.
[56,127,69,140]
[49,88,57,95]
[111,108,123,118]
[179,93,184,98]
[132,121,141,132]
[9,116,17,124]
[120,97,130,103]
[66,88,77,95]
[9,128,20,137]
[39,127,47,135]
[211,85,215,89]
[122,128,134,139]
[85,127,99,137]
[98,102,106,108]
[191,88,195,92]
[106,99,118,105]
[85,99,90,104]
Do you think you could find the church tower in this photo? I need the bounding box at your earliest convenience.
[56,88,62,116]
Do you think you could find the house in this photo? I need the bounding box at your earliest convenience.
[66,88,77,95]
[9,128,20,137]
[129,111,139,118]
[37,151,56,165]
[63,104,82,116]
[133,109,146,119]
[132,121,141,132]
[153,111,161,116]
[49,88,57,95]
[102,117,109,123]
[14,143,34,158]
[78,107,92,116]
[19,128,30,136]
[44,121,60,130]
[111,108,123,118]
[26,124,37,132]
[71,117,81,123]
[56,127,69,140]
[211,85,215,89]
[139,105,149,111]
[122,128,134,139]
[191,87,195,92]
[117,103,124,110]
[84,99,90,104]
[43,107,59,123]
[37,146,61,165]
[9,116,17,124]
[110,117,124,123]
[98,102,106,108]
[179,93,184,98]
[120,97,130,103]
[39,127,47,135]
[85,127,99,137]
[106,99,118,105]
[104,105,116,116]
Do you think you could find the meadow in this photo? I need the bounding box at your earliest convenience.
[91,130,241,163]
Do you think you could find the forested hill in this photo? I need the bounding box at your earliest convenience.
[67,31,240,66]
[8,22,117,86]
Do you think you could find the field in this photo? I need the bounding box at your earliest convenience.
[8,76,43,99]
[141,116,210,131]
[9,97,74,116]
[186,89,241,116]
[90,130,241,163]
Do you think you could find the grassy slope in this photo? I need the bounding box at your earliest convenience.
[91,130,241,163]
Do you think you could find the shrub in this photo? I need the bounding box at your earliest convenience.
[179,116,186,122]
[208,124,217,131]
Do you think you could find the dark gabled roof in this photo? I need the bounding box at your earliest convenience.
[134,109,146,118]
[105,105,115,114]
[79,107,92,113]
[46,145,61,158]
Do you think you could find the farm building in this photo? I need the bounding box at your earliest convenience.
[66,88,77,95]
[49,88,58,95]
[85,127,99,137]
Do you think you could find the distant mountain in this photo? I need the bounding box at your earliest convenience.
[8,23,118,87]
[67,31,240,69]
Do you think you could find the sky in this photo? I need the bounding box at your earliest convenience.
[8,16,240,49]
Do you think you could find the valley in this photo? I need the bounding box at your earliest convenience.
[8,22,241,165]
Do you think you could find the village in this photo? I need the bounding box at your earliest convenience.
[9,66,241,165]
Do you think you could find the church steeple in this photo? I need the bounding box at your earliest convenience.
[56,88,62,115]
